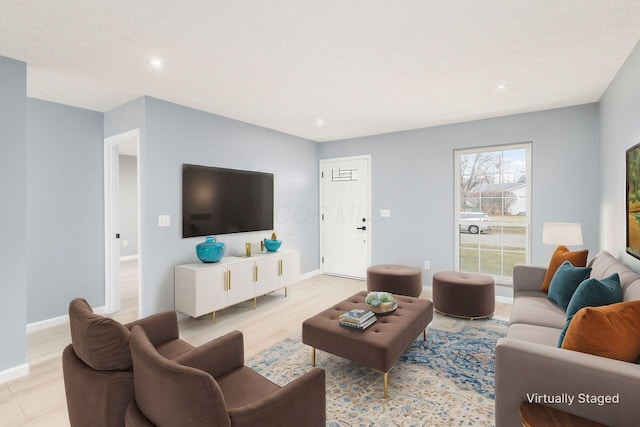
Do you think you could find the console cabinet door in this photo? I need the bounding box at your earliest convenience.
[200,266,229,314]
[279,251,300,287]
[227,261,255,305]
[175,264,228,317]
[255,257,280,294]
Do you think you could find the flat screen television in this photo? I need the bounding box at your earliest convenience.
[182,164,274,238]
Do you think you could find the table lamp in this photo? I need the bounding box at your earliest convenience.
[542,222,583,246]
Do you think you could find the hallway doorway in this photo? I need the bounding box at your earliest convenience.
[104,129,141,315]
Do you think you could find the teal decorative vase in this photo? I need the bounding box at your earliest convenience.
[264,239,282,252]
[196,236,226,263]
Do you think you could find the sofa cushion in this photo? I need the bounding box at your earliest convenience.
[561,300,640,362]
[589,251,637,286]
[506,323,561,347]
[217,366,280,410]
[129,326,231,427]
[510,290,566,329]
[589,251,640,300]
[541,246,588,292]
[68,298,132,371]
[557,273,622,346]
[547,261,592,310]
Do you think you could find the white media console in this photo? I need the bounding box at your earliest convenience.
[175,250,300,322]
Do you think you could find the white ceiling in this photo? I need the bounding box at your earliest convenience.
[2,1,640,142]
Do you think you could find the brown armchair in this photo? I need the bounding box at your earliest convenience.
[125,326,326,427]
[62,298,195,427]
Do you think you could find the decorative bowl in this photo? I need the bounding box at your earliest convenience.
[196,236,226,263]
[264,239,282,252]
[367,301,398,314]
[365,291,397,314]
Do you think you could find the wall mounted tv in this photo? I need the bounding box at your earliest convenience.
[182,164,274,238]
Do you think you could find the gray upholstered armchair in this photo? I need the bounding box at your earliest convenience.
[62,298,195,427]
[125,327,326,427]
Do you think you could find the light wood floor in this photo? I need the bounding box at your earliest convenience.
[0,260,512,426]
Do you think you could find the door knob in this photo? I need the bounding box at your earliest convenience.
[357,226,367,231]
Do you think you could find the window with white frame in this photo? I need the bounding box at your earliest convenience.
[455,143,531,283]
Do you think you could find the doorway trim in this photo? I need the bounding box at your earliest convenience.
[104,129,141,315]
[319,154,372,278]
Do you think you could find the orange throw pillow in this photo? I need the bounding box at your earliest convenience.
[541,245,588,292]
[561,300,640,363]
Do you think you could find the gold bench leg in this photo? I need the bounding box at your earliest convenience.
[253,297,257,309]
[212,311,216,324]
[384,372,389,398]
[311,347,316,366]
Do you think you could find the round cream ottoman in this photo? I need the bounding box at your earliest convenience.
[367,264,423,297]
[432,271,495,319]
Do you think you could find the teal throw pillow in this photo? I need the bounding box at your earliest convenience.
[557,273,623,347]
[547,261,592,311]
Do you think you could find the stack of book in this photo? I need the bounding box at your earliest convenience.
[339,308,376,330]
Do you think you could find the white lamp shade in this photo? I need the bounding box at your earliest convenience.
[542,222,583,246]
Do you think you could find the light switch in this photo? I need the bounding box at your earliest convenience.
[158,215,171,227]
[380,209,391,218]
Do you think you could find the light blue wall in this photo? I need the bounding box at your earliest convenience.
[599,39,640,269]
[0,56,27,371]
[319,104,600,296]
[26,99,104,322]
[104,97,146,138]
[107,97,319,316]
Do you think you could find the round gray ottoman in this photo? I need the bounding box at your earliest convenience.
[367,265,422,297]
[432,271,495,319]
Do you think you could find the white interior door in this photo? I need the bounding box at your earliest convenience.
[320,156,371,279]
[104,138,121,313]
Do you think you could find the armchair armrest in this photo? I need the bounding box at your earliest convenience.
[512,264,547,294]
[227,367,326,427]
[125,311,179,347]
[173,330,245,378]
[495,338,640,427]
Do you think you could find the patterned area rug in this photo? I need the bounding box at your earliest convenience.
[247,313,507,427]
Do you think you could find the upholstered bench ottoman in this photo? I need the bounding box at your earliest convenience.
[367,264,423,297]
[432,271,495,319]
[302,291,433,397]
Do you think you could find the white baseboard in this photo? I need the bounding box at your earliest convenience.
[496,295,514,304]
[0,363,29,384]
[120,255,139,261]
[26,314,69,333]
[300,269,322,280]
[26,305,106,333]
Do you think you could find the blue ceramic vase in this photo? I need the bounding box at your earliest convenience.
[196,236,226,263]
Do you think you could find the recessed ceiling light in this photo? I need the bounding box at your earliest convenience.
[315,118,325,127]
[495,83,508,91]
[149,58,164,69]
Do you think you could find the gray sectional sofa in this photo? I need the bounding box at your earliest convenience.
[495,250,640,427]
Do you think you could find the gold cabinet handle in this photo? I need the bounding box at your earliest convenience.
[254,265,258,282]
[224,271,228,291]
[228,270,231,290]
[279,259,283,276]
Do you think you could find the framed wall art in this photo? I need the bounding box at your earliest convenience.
[626,142,640,259]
